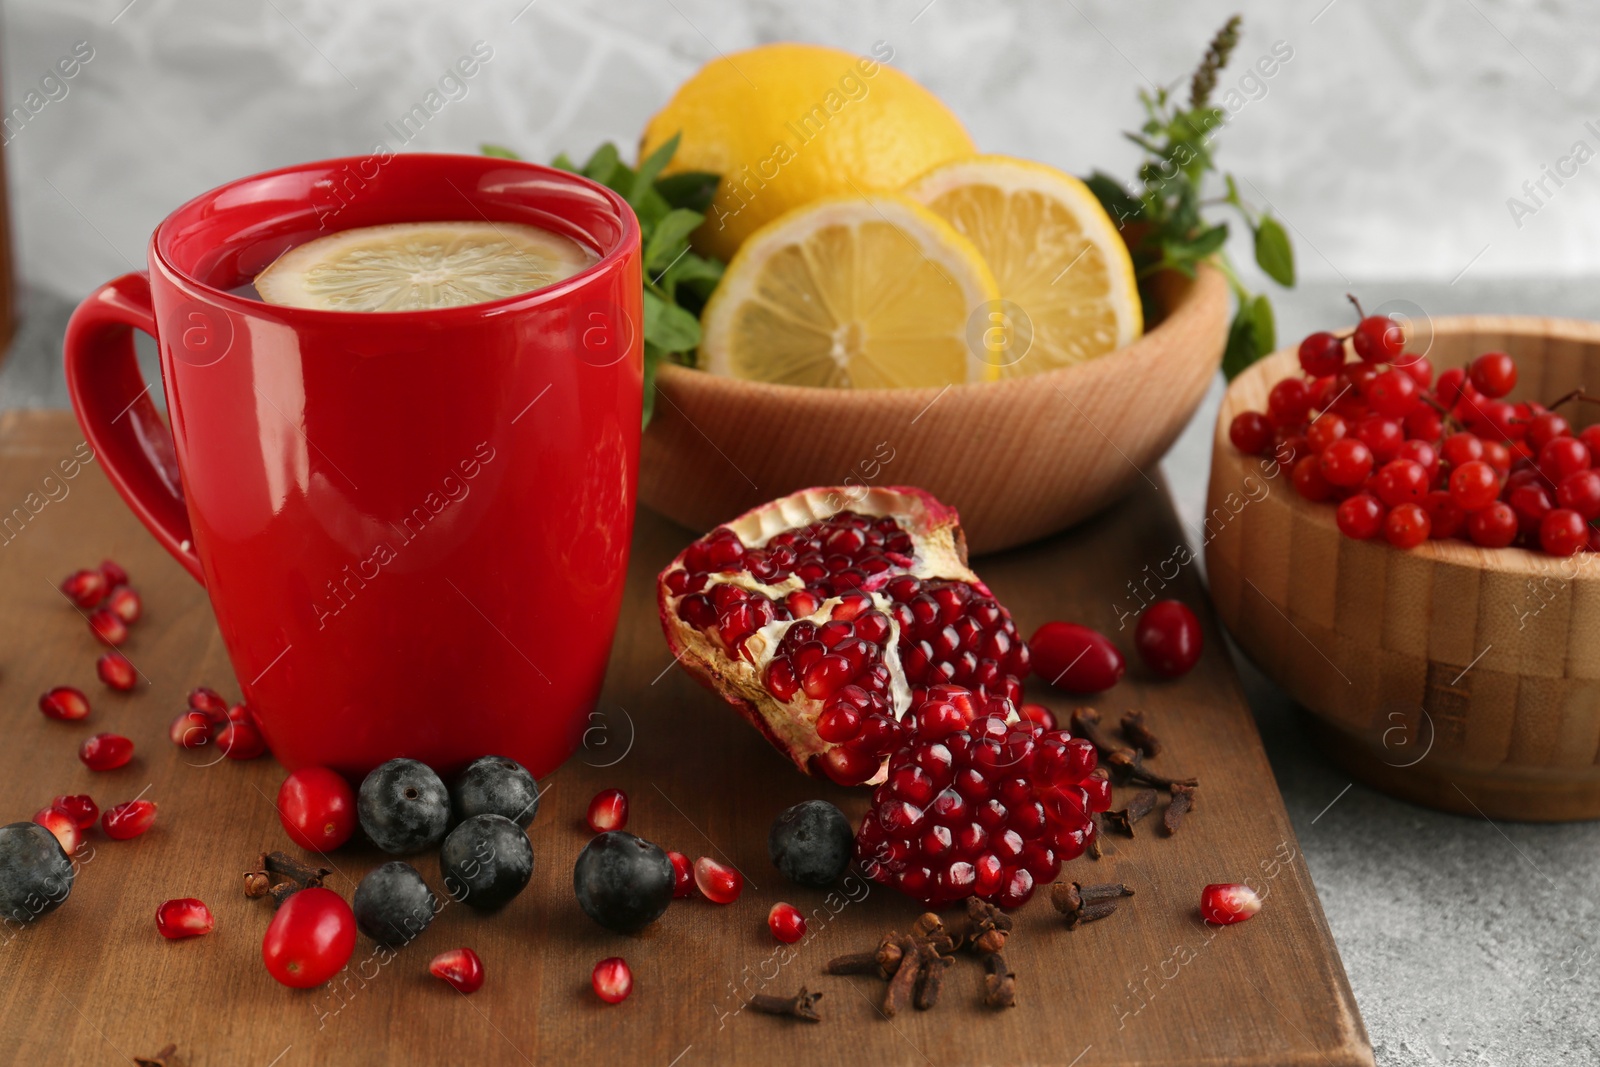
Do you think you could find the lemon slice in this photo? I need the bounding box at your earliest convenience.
[254,221,597,312]
[700,195,1000,389]
[904,155,1142,376]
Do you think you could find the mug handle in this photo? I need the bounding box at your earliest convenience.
[63,272,204,583]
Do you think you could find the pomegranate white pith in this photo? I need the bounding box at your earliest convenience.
[657,487,1030,785]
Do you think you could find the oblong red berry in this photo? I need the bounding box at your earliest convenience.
[103,799,157,839]
[96,652,138,692]
[80,733,134,771]
[39,686,90,721]
[60,568,108,608]
[1029,622,1124,693]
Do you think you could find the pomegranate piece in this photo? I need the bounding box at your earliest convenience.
[98,559,130,588]
[216,719,267,760]
[88,608,128,646]
[1029,622,1125,693]
[693,856,743,904]
[106,586,142,624]
[52,794,99,830]
[667,851,695,898]
[429,948,486,993]
[33,807,82,856]
[97,652,138,692]
[188,687,230,717]
[856,700,1099,908]
[103,799,158,839]
[1200,883,1261,925]
[60,568,108,608]
[591,956,633,1004]
[767,902,807,943]
[156,898,215,939]
[170,709,218,749]
[657,487,1030,785]
[39,686,90,721]
[80,732,134,771]
[586,788,629,833]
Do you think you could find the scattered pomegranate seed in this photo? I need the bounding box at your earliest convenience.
[429,948,485,993]
[52,794,98,830]
[38,686,90,721]
[216,719,267,760]
[156,898,215,939]
[60,568,108,608]
[226,702,253,725]
[106,586,142,624]
[96,652,138,691]
[1200,883,1262,925]
[188,687,229,717]
[80,732,134,771]
[169,709,217,749]
[32,807,82,855]
[591,956,633,1004]
[767,902,807,944]
[103,799,157,840]
[99,560,129,588]
[692,856,743,904]
[667,851,695,898]
[586,788,629,833]
[88,608,128,646]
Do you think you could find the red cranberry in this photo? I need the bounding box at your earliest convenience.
[103,799,157,839]
[1200,883,1261,925]
[1134,601,1202,678]
[80,732,134,771]
[586,788,629,833]
[278,768,358,852]
[39,686,90,721]
[767,902,807,944]
[592,956,632,1004]
[156,898,215,939]
[96,652,137,692]
[1028,622,1124,693]
[693,856,743,904]
[430,948,486,993]
[261,886,355,988]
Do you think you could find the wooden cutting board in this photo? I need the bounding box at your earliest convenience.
[0,410,1370,1067]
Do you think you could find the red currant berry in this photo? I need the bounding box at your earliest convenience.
[1468,352,1517,398]
[1383,503,1431,548]
[1297,332,1347,376]
[1354,417,1403,462]
[1481,439,1512,474]
[1336,494,1385,540]
[1404,406,1443,442]
[1441,432,1483,468]
[1510,483,1555,529]
[1527,412,1571,452]
[1294,455,1335,501]
[1581,425,1600,457]
[1306,414,1348,454]
[1318,438,1374,489]
[1447,460,1499,512]
[1435,367,1467,407]
[1466,501,1518,547]
[1133,600,1202,678]
[1540,509,1588,556]
[1268,378,1313,426]
[1367,368,1419,417]
[1352,316,1405,363]
[1394,439,1439,479]
[1229,411,1274,456]
[1397,354,1433,388]
[1540,437,1591,483]
[277,767,358,852]
[1557,469,1600,520]
[1421,491,1466,540]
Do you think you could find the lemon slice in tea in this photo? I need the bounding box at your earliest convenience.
[254,221,597,312]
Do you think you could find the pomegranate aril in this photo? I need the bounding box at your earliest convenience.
[106,586,142,624]
[89,608,128,646]
[692,856,743,904]
[97,652,137,692]
[103,799,157,839]
[156,898,215,939]
[99,559,129,587]
[61,568,109,608]
[1083,773,1113,812]
[80,732,134,771]
[39,686,90,721]
[668,851,695,898]
[1200,882,1262,924]
[33,807,82,855]
[816,704,863,743]
[216,719,267,760]
[994,867,1035,908]
[187,687,229,717]
[586,788,628,833]
[767,902,807,944]
[431,948,486,993]
[592,956,632,1004]
[170,709,215,749]
[52,794,98,830]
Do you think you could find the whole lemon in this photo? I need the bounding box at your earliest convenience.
[640,42,976,262]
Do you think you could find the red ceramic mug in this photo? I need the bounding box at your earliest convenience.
[64,154,642,778]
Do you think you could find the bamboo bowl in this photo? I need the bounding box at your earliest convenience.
[1207,316,1600,821]
[640,266,1230,555]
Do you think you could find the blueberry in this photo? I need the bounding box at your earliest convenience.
[573,831,673,933]
[440,814,533,911]
[352,861,439,946]
[0,822,74,925]
[768,800,853,888]
[358,758,450,854]
[450,755,540,828]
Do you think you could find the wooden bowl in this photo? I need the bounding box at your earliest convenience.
[640,265,1230,555]
[1207,316,1600,821]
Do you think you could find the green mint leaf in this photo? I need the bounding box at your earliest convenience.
[656,171,720,213]
[631,132,681,208]
[1167,223,1228,263]
[480,143,522,160]
[642,289,701,353]
[549,152,578,172]
[581,143,623,186]
[1247,292,1276,355]
[663,252,723,287]
[1085,172,1143,227]
[642,341,663,428]
[644,208,706,274]
[1253,215,1295,287]
[1222,293,1276,379]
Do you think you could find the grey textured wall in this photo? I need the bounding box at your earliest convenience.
[3,0,1597,303]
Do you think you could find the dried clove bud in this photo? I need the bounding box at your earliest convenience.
[914,954,951,1010]
[748,987,824,1022]
[875,933,905,978]
[267,880,302,907]
[981,952,1016,1009]
[134,1044,177,1067]
[960,896,1012,954]
[1088,815,1105,860]
[1072,708,1197,790]
[243,869,271,899]
[883,938,924,1017]
[1067,900,1121,928]
[1120,710,1162,757]
[1051,880,1134,927]
[824,952,880,976]
[1104,788,1159,837]
[1163,783,1196,836]
[264,850,331,887]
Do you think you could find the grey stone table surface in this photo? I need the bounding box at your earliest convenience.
[3,278,1597,1066]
